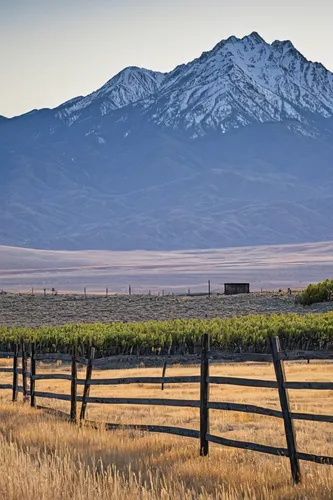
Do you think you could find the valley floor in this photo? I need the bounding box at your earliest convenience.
[1,292,333,328]
[2,241,333,295]
[0,361,332,499]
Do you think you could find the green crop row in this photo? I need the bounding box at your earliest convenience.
[1,312,333,355]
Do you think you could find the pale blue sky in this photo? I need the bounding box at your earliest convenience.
[1,0,333,117]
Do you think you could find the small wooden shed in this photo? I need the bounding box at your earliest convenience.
[224,283,250,295]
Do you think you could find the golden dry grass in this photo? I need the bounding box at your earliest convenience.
[0,360,332,499]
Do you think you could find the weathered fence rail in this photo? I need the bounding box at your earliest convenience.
[0,346,31,401]
[91,421,201,438]
[78,375,201,386]
[0,336,332,485]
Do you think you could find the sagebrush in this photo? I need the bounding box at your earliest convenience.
[296,280,333,306]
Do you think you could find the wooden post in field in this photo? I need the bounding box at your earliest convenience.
[270,336,301,484]
[84,287,87,298]
[200,333,210,456]
[21,340,28,402]
[70,345,77,423]
[161,361,167,391]
[12,343,19,402]
[80,346,95,421]
[30,343,36,408]
[129,285,132,296]
[106,287,108,297]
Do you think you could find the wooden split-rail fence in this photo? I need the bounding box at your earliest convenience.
[0,335,333,485]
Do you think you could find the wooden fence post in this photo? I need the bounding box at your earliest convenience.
[71,345,78,423]
[161,361,167,391]
[200,333,210,456]
[30,343,36,408]
[270,336,301,484]
[80,346,95,421]
[208,280,211,297]
[21,340,28,402]
[12,343,19,402]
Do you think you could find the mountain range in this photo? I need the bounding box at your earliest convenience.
[1,32,333,250]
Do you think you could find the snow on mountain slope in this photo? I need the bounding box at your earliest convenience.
[54,32,333,137]
[56,67,165,125]
[144,32,333,137]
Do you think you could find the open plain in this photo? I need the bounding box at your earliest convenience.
[1,241,333,295]
[1,240,333,327]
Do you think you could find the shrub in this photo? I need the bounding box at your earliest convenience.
[295,280,333,306]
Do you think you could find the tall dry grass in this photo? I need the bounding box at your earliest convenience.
[0,361,332,499]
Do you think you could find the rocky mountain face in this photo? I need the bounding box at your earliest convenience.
[56,67,166,126]
[1,32,333,250]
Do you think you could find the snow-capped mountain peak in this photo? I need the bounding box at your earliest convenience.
[57,66,165,125]
[142,32,333,137]
[211,31,266,53]
[55,32,333,137]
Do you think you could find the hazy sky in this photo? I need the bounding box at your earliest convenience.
[1,0,333,117]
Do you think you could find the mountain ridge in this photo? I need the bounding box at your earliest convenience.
[1,32,333,251]
[52,31,333,139]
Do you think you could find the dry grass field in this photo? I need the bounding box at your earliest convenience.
[0,360,332,499]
